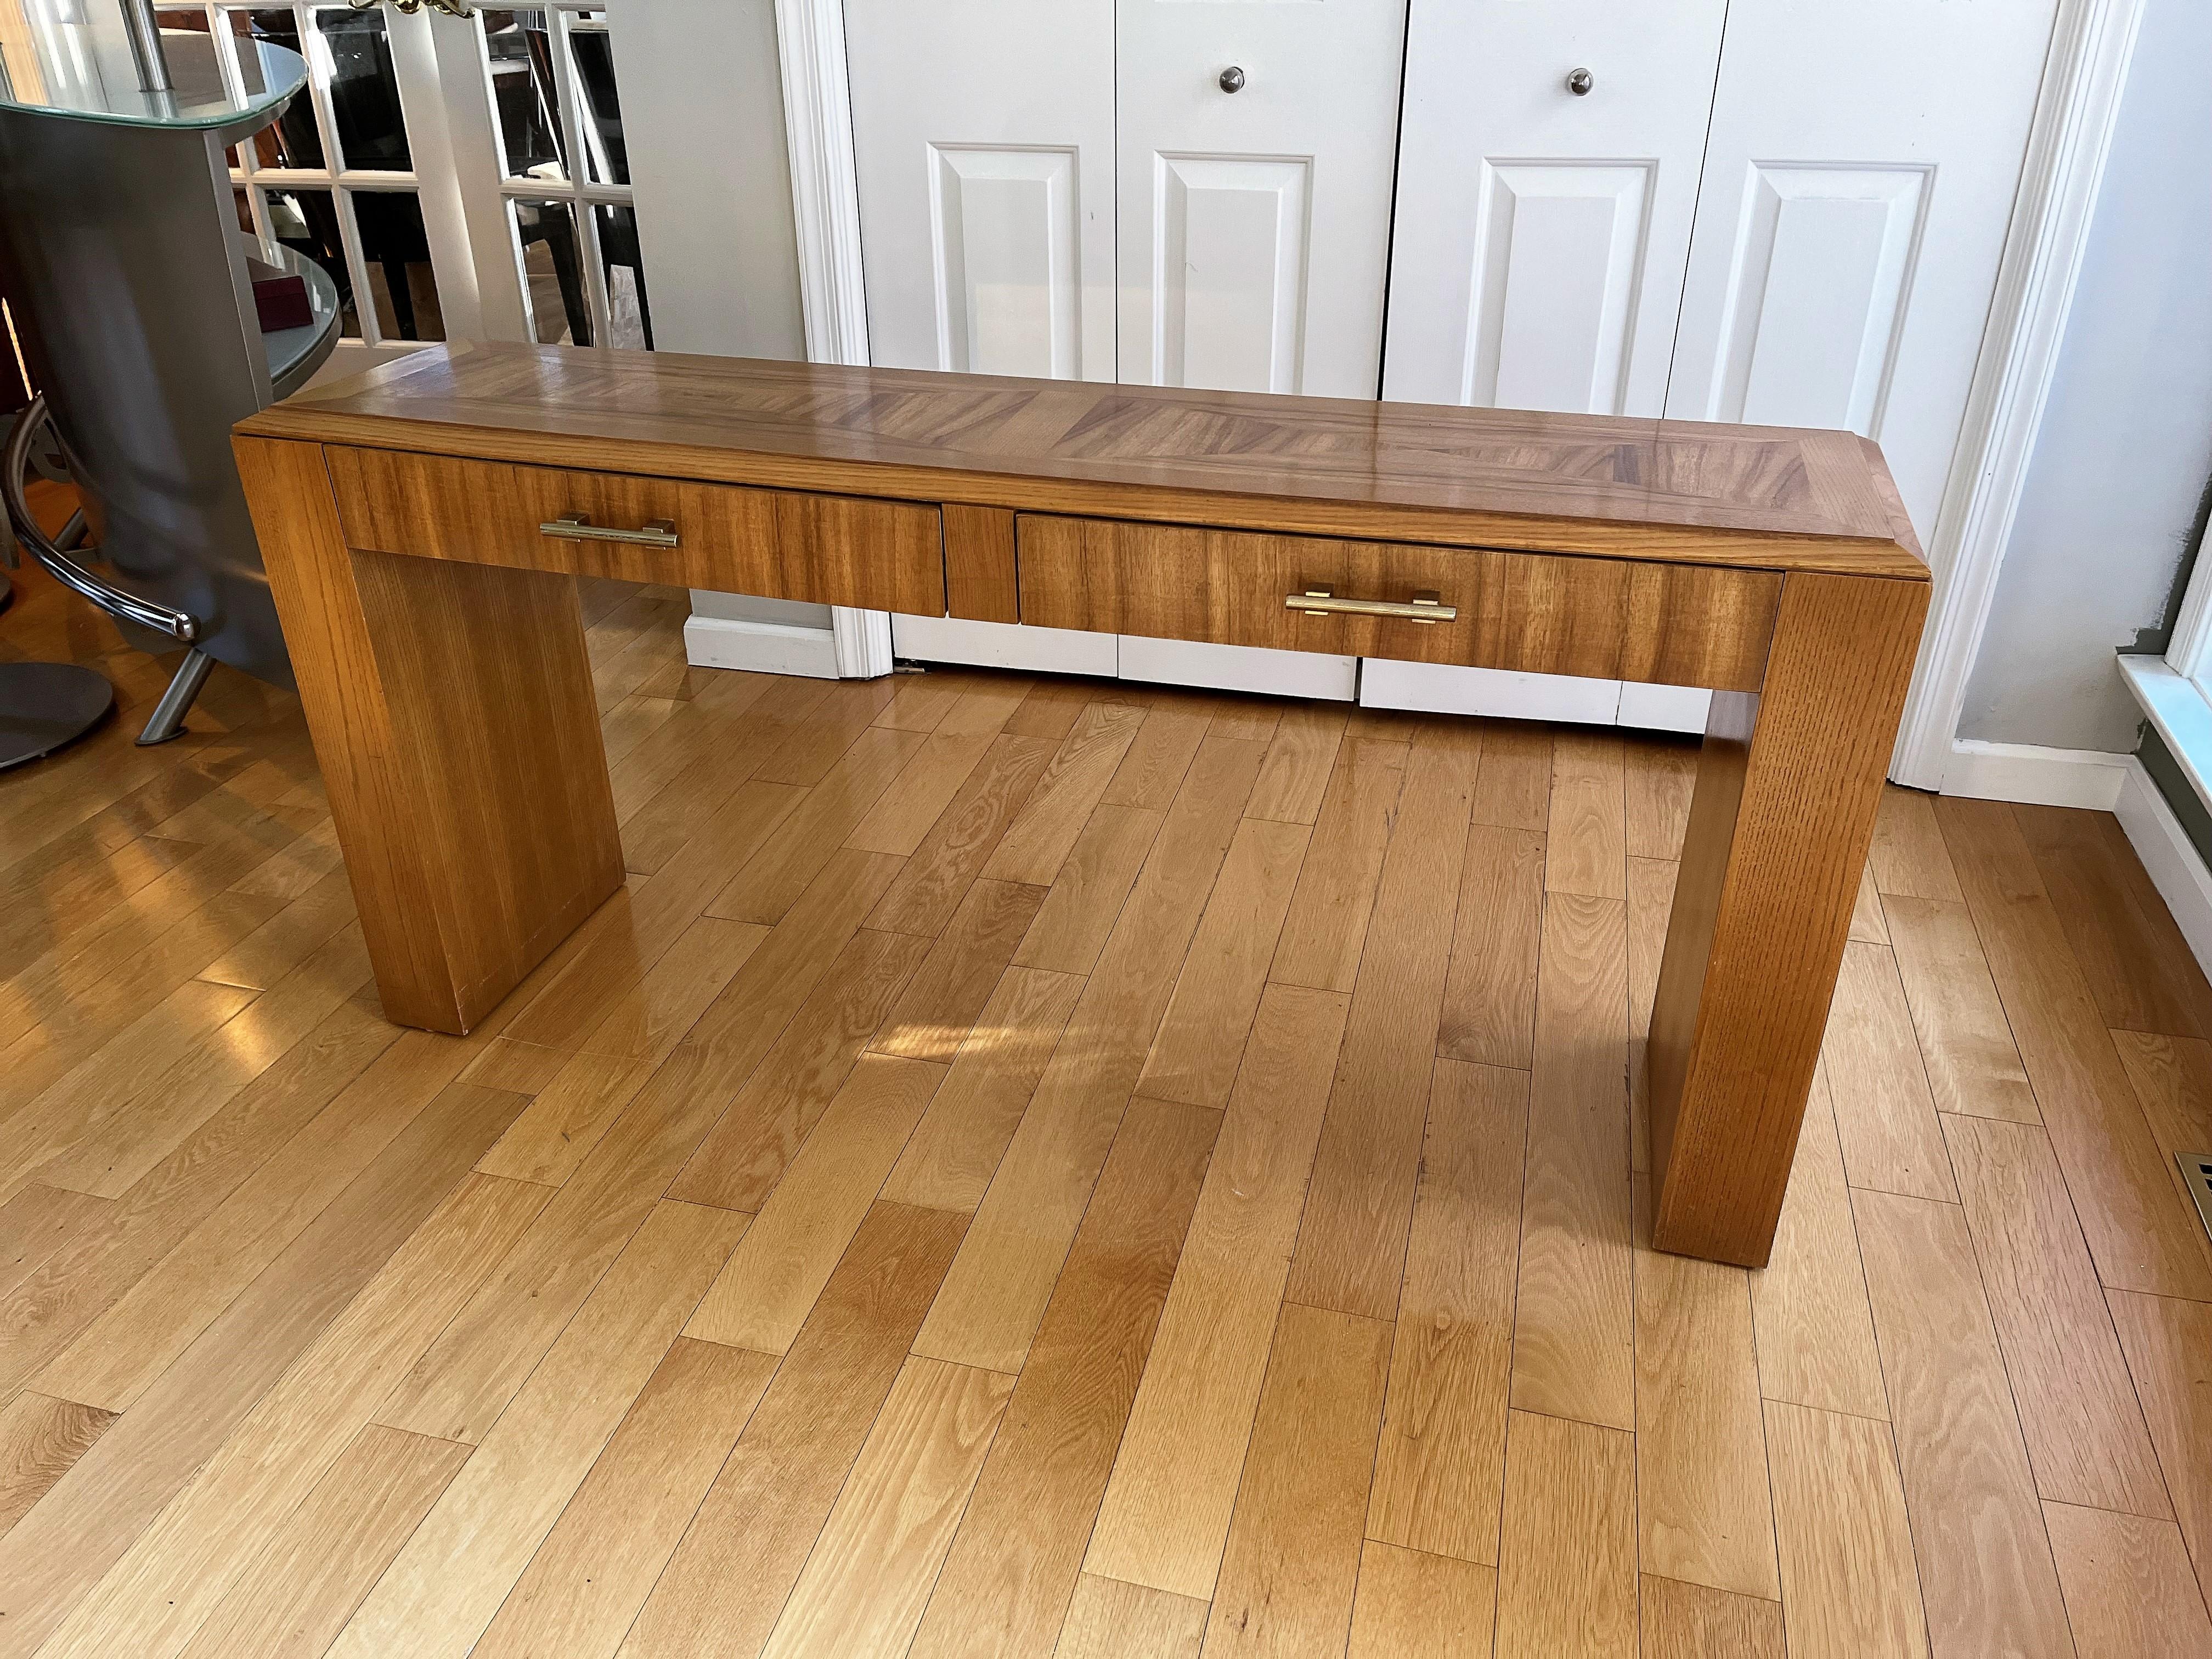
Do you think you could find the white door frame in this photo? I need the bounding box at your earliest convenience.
[783,0,2143,768]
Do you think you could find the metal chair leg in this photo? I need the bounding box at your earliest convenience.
[137,646,213,746]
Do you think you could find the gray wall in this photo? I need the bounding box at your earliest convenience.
[1959,0,2212,753]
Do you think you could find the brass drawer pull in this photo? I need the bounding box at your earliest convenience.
[538,512,680,549]
[1286,585,1454,623]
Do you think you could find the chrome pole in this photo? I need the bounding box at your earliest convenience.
[120,0,172,94]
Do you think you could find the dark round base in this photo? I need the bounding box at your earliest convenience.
[0,661,114,771]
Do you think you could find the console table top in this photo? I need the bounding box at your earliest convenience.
[244,340,1927,579]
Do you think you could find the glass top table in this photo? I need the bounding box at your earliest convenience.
[0,30,304,141]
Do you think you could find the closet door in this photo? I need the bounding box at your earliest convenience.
[845,0,1120,673]
[1116,0,1407,400]
[1111,0,1405,697]
[1369,0,1726,727]
[1667,0,2059,542]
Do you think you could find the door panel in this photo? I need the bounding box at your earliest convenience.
[1117,0,1406,400]
[845,0,1116,381]
[1668,0,2061,537]
[1384,0,1727,416]
[930,146,1086,379]
[1149,154,1313,394]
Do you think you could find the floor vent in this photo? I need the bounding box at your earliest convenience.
[2182,1152,2212,1245]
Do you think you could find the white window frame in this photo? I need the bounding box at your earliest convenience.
[2119,523,2212,818]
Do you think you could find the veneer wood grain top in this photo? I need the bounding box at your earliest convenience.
[242,341,1927,578]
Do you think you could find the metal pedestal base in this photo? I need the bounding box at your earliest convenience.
[137,646,213,746]
[0,661,114,770]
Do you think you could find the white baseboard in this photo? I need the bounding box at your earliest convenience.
[683,613,843,679]
[1941,738,2129,809]
[2114,755,2212,979]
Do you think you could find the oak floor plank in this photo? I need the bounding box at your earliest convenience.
[910,1095,1218,1659]
[1009,802,1166,976]
[0,1391,114,1540]
[1268,737,1408,993]
[1436,823,1544,1070]
[749,673,901,786]
[866,732,1059,939]
[846,729,1001,859]
[710,724,928,923]
[1087,983,1350,1599]
[1633,1177,1781,1600]
[1639,1573,1786,1659]
[1884,895,2040,1124]
[173,1425,471,1659]
[1747,1064,1889,1420]
[35,1170,551,1659]
[1136,817,1311,1109]
[1936,797,2212,1299]
[1056,1575,1209,1659]
[684,1053,945,1353]
[1822,941,1958,1201]
[617,1201,967,1659]
[470,1339,777,1659]
[763,1356,1015,1659]
[2107,1288,2212,1613]
[1202,1302,1392,1659]
[374,1042,751,1445]
[873,878,1048,1063]
[616,687,826,877]
[1544,730,1627,901]
[328,1199,748,1659]
[1939,1111,2170,1518]
[2018,804,2211,1040]
[1288,729,1477,1319]
[915,736,1263,1374]
[1623,735,1696,862]
[882,965,1087,1214]
[476,914,768,1186]
[196,862,357,991]
[1852,1188,2076,1659]
[1850,864,1891,945]
[1103,699,1212,814]
[1245,702,1347,826]
[1002,678,1106,741]
[1470,724,1553,833]
[1626,853,1677,1174]
[2108,1026,2212,1233]
[2042,1502,2212,1659]
[0,1183,110,1305]
[1492,1409,1637,1659]
[3,997,400,1404]
[0,1080,523,1659]
[667,926,931,1212]
[983,700,1150,887]
[1346,1540,1497,1659]
[1366,1059,1525,1567]
[1510,891,1634,1431]
[1869,787,1965,902]
[1764,1401,1927,1659]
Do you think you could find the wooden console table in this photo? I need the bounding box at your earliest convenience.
[234,340,1927,1266]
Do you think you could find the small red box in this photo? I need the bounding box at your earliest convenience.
[246,256,312,332]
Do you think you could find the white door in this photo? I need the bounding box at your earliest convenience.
[1370,0,1726,729]
[1108,0,1404,697]
[1667,0,2059,543]
[851,0,1407,696]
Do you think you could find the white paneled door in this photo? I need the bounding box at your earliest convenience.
[1115,0,1406,400]
[1383,0,1726,417]
[1667,0,2060,538]
[844,0,1116,381]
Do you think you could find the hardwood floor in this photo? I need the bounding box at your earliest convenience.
[3,552,2211,1657]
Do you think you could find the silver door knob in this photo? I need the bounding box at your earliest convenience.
[1566,66,1593,95]
[1219,65,1245,93]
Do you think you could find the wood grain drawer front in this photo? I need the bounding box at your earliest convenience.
[1015,514,1781,691]
[326,446,947,616]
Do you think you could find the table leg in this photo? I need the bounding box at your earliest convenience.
[1647,570,1927,1266]
[236,437,624,1035]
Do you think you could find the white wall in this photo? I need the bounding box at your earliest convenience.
[1959,0,2212,754]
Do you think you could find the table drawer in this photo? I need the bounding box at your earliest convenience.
[1014,514,1779,691]
[326,447,946,617]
